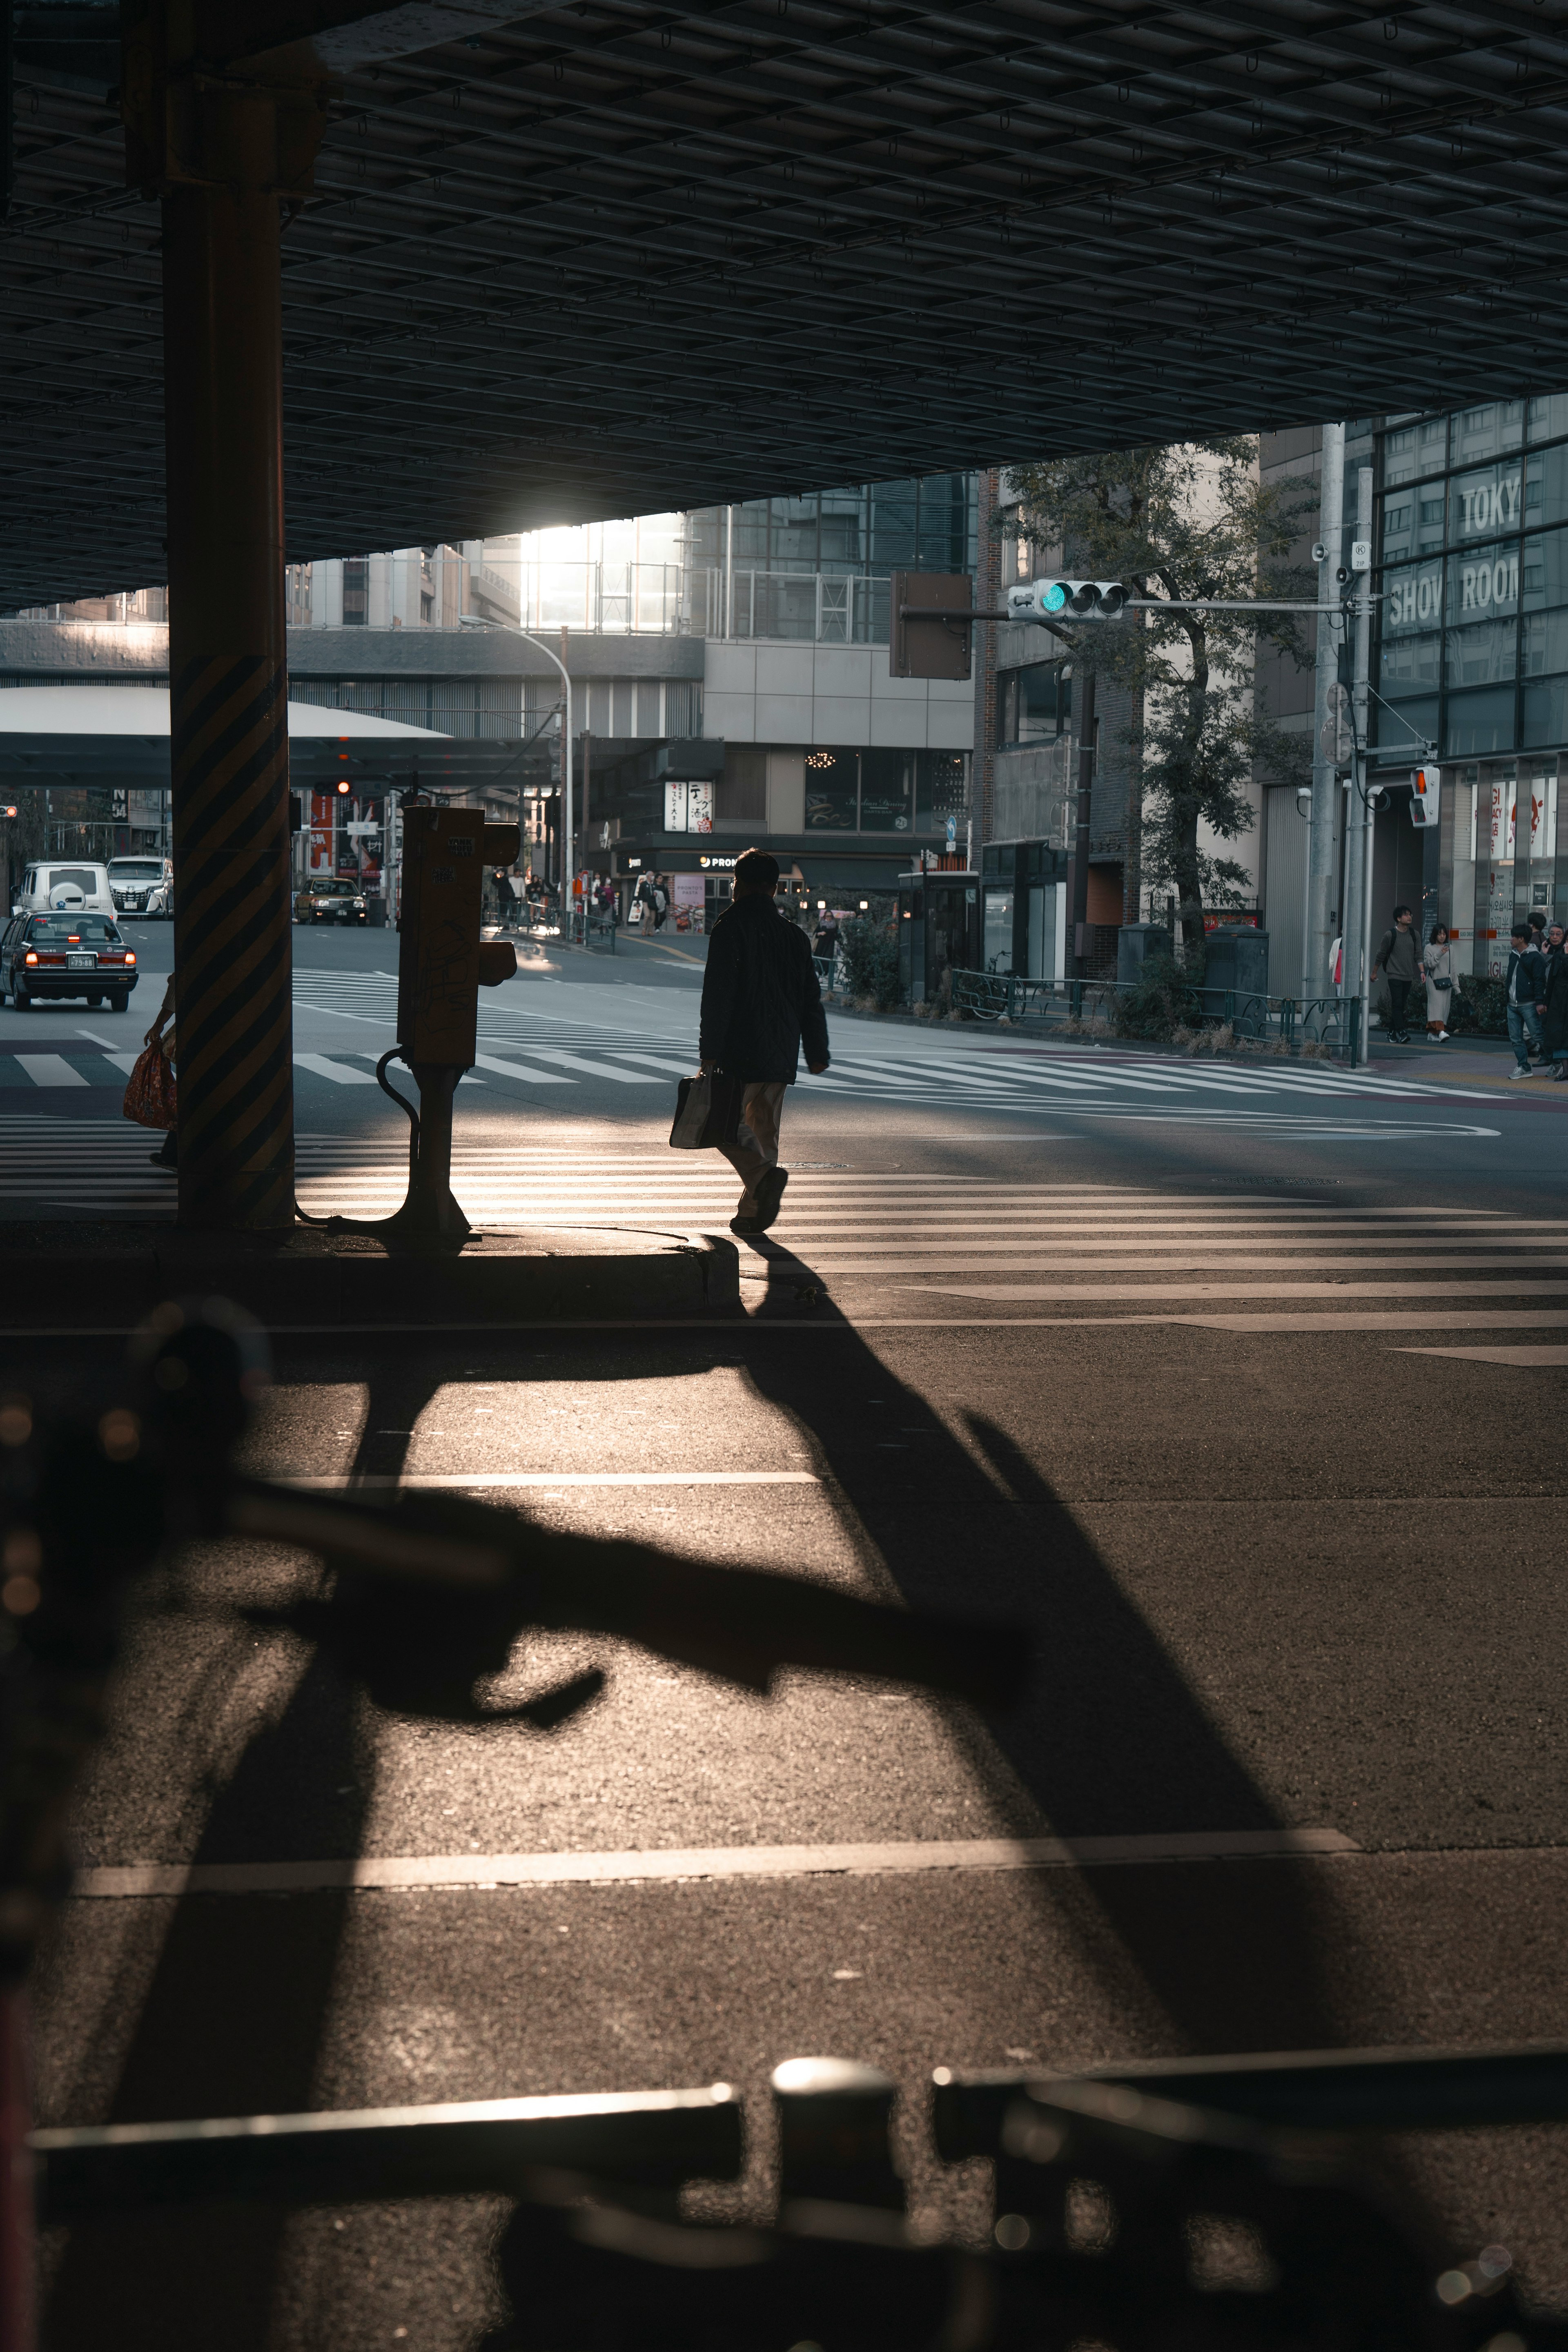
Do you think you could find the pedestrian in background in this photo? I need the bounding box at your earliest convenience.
[143,971,177,1168]
[1544,923,1568,1081]
[1422,923,1454,1040]
[1504,921,1548,1078]
[699,846,830,1236]
[1371,904,1421,1044]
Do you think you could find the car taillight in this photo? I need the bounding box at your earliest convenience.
[23,952,36,966]
[125,952,136,965]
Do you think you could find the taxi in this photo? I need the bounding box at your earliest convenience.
[1,912,139,1009]
[294,877,369,924]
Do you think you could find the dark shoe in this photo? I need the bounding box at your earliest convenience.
[752,1166,789,1232]
[730,1212,764,1236]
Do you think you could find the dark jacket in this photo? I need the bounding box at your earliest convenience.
[1543,946,1568,1057]
[699,892,830,1082]
[1506,946,1548,1007]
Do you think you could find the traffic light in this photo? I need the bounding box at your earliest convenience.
[396,805,520,1067]
[336,777,351,796]
[1006,580,1129,622]
[1,806,16,821]
[1410,766,1441,828]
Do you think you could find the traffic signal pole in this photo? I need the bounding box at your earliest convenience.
[1068,669,1096,978]
[125,29,332,1229]
[1305,423,1345,1004]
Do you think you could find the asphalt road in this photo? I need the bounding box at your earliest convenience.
[16,924,1568,2349]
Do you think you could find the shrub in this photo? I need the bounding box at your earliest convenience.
[1449,972,1506,1036]
[1111,948,1201,1042]
[839,916,902,1011]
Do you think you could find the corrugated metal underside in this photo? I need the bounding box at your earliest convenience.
[4,0,1567,603]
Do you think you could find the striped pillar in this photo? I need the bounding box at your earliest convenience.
[161,152,294,1230]
[169,655,294,1227]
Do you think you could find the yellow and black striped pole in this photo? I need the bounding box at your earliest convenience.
[131,40,330,1229]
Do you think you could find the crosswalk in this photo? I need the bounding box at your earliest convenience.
[285,964,1515,1118]
[0,1137,1558,1339]
[0,1041,1508,1135]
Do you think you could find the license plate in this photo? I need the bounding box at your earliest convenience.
[67,954,95,971]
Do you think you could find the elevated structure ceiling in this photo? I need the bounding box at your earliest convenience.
[4,0,1568,606]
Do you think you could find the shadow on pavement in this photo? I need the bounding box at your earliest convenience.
[738,1332,1344,2058]
[43,1650,369,2352]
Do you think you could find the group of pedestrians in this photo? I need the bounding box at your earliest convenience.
[1369,900,1568,1077]
[1502,912,1568,1080]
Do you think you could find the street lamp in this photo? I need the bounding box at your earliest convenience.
[459,614,573,924]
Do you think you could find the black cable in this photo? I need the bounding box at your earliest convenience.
[293,1048,418,1226]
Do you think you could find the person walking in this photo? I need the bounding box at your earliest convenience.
[1370,904,1422,1044]
[1504,921,1548,1078]
[699,846,830,1236]
[1422,922,1455,1040]
[1543,922,1568,1080]
[142,970,177,1168]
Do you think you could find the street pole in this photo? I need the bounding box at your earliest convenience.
[1305,423,1345,1005]
[1068,668,1096,977]
[459,615,572,933]
[1347,465,1375,1067]
[144,60,328,1228]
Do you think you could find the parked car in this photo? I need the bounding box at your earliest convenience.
[11,861,116,918]
[0,911,139,1009]
[107,855,173,920]
[294,877,368,924]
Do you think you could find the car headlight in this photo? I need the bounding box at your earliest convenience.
[353,898,365,909]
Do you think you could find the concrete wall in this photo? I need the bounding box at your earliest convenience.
[702,641,973,749]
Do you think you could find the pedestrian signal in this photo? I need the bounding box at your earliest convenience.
[1006,579,1129,621]
[1410,766,1441,828]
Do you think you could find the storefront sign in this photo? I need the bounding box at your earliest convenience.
[698,853,737,869]
[664,780,714,833]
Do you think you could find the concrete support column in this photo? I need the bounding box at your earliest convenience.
[162,136,294,1227]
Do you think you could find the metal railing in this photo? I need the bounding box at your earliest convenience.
[945,969,1359,1057]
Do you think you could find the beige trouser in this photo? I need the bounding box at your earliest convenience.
[720,1080,787,1214]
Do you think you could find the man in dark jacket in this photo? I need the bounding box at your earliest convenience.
[699,848,830,1234]
[1503,921,1548,1076]
[1542,923,1568,1080]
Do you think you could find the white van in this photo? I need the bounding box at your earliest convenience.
[13,862,116,918]
[107,855,174,920]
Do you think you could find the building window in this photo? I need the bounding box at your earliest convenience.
[717,748,766,820]
[342,559,368,625]
[998,662,1068,745]
[803,748,859,830]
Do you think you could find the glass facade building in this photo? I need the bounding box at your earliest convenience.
[1374,400,1568,974]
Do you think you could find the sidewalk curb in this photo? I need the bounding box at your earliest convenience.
[0,1225,741,1329]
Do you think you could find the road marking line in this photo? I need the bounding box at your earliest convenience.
[13,1056,89,1088]
[521,1049,666,1084]
[68,1826,1359,1901]
[1395,1346,1568,1365]
[470,1054,576,1085]
[293,1054,380,1086]
[908,1280,1568,1300]
[280,1470,820,1490]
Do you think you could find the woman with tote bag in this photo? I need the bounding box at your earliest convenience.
[1422,923,1454,1041]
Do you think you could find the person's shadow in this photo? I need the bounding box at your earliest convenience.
[737,1310,1344,2058]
